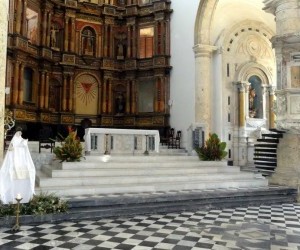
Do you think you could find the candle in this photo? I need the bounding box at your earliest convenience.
[16,194,22,200]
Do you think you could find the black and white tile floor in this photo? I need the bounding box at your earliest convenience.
[1,203,300,250]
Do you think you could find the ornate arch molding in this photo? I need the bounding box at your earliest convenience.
[236,62,272,85]
[194,0,218,45]
[222,20,274,53]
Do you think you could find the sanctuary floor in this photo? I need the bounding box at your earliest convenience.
[1,203,300,249]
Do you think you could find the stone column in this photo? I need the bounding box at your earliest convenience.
[245,82,250,119]
[104,25,108,57]
[268,86,275,129]
[237,82,246,128]
[193,44,217,138]
[261,85,267,120]
[0,0,9,159]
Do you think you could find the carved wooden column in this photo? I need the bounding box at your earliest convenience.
[160,21,165,54]
[62,75,67,111]
[154,78,159,112]
[44,72,49,109]
[108,80,112,114]
[127,26,131,58]
[132,26,136,57]
[12,61,20,105]
[42,10,47,46]
[102,79,107,113]
[47,12,52,47]
[154,21,158,55]
[15,0,22,34]
[18,64,24,105]
[64,17,69,52]
[131,80,136,113]
[21,0,27,37]
[39,71,45,108]
[104,25,108,57]
[110,26,114,57]
[98,81,102,114]
[69,75,73,111]
[126,81,130,113]
[268,86,275,129]
[70,18,75,52]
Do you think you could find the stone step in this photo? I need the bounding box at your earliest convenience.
[84,155,199,162]
[37,171,259,187]
[36,178,268,197]
[41,164,241,178]
[50,161,227,171]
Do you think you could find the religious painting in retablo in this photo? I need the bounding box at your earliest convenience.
[75,74,98,115]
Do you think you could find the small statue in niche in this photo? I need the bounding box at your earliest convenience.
[115,93,125,114]
[117,43,124,59]
[249,86,256,118]
[50,26,58,48]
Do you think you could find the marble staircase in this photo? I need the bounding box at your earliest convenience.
[36,155,268,197]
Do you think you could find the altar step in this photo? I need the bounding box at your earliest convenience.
[2,186,297,227]
[36,155,268,197]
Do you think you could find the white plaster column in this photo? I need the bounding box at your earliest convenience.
[0,0,9,159]
[193,43,217,139]
[261,85,268,120]
[245,82,250,119]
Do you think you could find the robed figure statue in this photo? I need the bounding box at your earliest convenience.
[0,131,36,204]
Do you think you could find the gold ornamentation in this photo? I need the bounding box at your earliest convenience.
[61,115,74,124]
[4,109,15,139]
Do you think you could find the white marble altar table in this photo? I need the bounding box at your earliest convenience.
[84,128,160,154]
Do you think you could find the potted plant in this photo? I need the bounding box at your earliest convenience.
[53,127,84,162]
[195,133,227,161]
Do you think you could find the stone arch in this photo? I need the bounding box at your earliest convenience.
[194,0,218,45]
[236,62,272,85]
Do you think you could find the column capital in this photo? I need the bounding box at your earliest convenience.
[193,44,217,58]
[234,81,249,92]
[267,85,276,95]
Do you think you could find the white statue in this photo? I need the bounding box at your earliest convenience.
[0,130,36,204]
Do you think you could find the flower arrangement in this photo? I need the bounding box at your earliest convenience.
[195,133,227,161]
[53,126,84,162]
[0,192,68,217]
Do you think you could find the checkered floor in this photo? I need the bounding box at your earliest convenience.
[1,204,300,249]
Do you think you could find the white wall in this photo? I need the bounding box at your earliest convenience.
[170,0,199,149]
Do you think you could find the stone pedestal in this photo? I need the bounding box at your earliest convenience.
[270,133,300,192]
